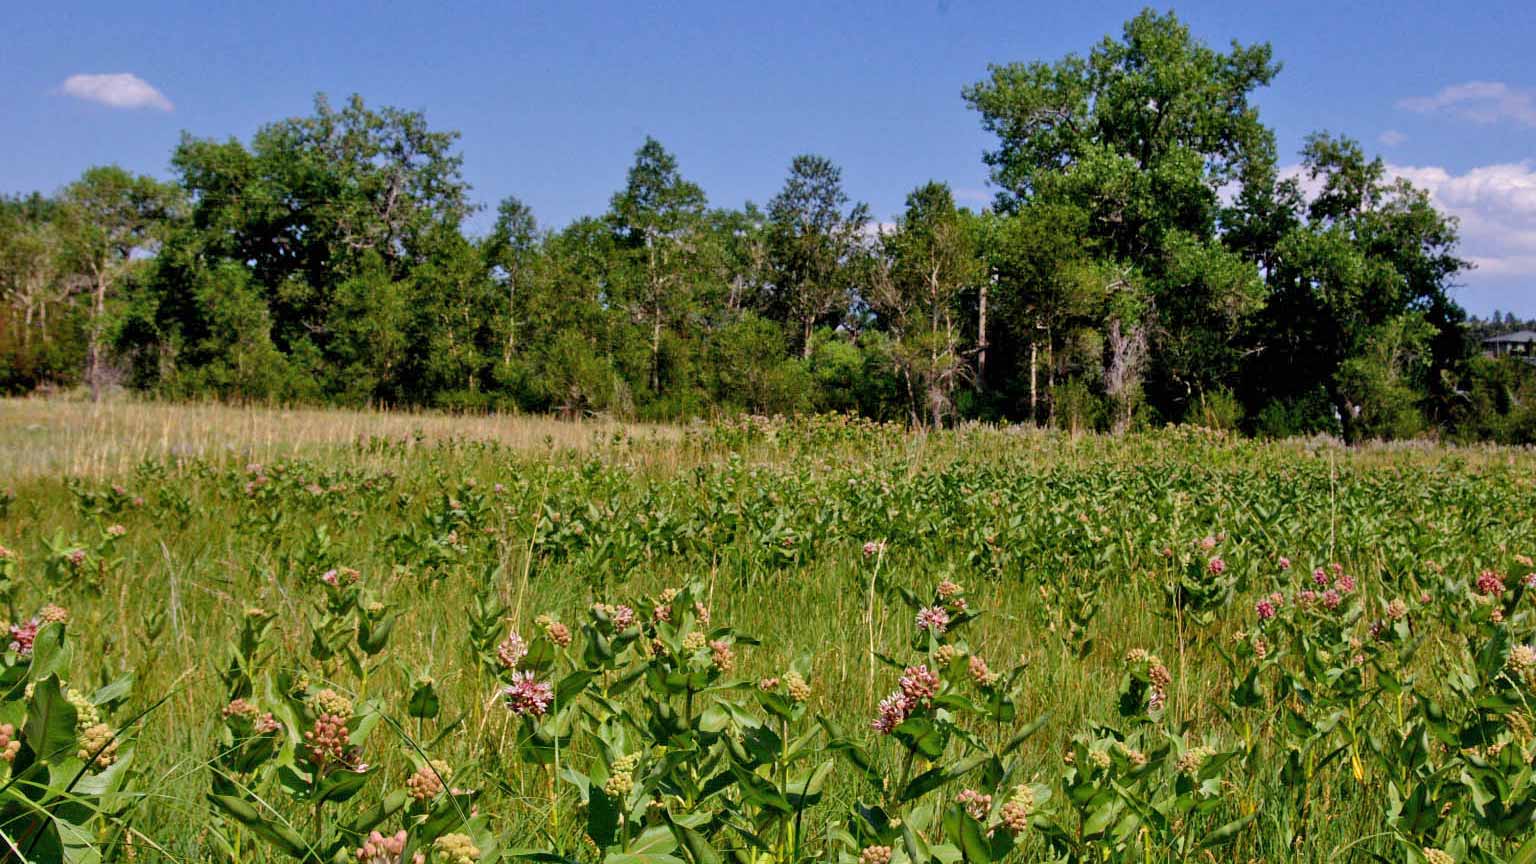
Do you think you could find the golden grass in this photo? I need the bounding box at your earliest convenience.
[0,397,684,480]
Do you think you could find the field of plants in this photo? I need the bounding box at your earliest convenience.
[2,401,1536,864]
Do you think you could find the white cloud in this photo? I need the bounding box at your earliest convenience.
[1279,160,1536,278]
[60,73,173,111]
[1398,81,1536,126]
[1378,129,1407,147]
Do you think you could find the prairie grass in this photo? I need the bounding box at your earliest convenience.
[1,399,1534,862]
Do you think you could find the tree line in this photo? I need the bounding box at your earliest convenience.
[3,10,1534,442]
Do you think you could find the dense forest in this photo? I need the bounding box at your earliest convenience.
[3,10,1535,442]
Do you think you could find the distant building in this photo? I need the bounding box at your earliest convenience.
[1483,330,1536,360]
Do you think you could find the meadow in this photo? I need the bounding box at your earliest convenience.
[1,399,1535,864]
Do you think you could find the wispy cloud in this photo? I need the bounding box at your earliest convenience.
[1398,81,1536,126]
[1378,129,1407,147]
[60,73,173,111]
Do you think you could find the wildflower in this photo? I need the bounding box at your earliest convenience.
[934,644,957,666]
[1207,557,1226,575]
[1386,598,1408,620]
[1322,590,1342,610]
[1147,659,1171,690]
[536,614,572,648]
[66,549,87,567]
[8,619,38,656]
[1336,574,1356,594]
[915,606,950,635]
[305,713,352,767]
[1420,591,1433,604]
[39,604,68,624]
[0,723,19,762]
[497,630,528,670]
[1313,568,1329,587]
[1253,638,1269,660]
[899,665,940,706]
[503,671,554,717]
[784,670,812,703]
[1478,570,1506,597]
[998,785,1034,833]
[1198,535,1217,551]
[406,760,450,801]
[1508,644,1536,672]
[255,713,281,734]
[709,640,734,673]
[1116,742,1148,767]
[1124,648,1149,664]
[222,698,260,721]
[433,833,481,864]
[0,545,11,560]
[1254,599,1276,620]
[937,579,962,599]
[312,689,354,719]
[106,524,126,538]
[1422,849,1453,864]
[955,788,992,821]
[1278,556,1292,570]
[859,846,893,864]
[757,676,780,692]
[605,753,640,797]
[872,691,908,734]
[862,541,886,559]
[356,830,422,864]
[968,655,999,687]
[1087,748,1112,769]
[693,602,711,627]
[1175,745,1215,777]
[1525,573,1536,589]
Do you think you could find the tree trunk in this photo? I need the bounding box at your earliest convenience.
[802,317,813,359]
[88,271,107,402]
[1029,340,1038,425]
[976,276,989,390]
[651,311,663,394]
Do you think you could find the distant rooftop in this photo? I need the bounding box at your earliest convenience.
[1483,330,1536,344]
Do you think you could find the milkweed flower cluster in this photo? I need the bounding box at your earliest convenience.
[1174,745,1215,777]
[356,830,424,864]
[496,630,528,670]
[535,614,572,648]
[40,604,69,624]
[998,784,1034,833]
[1207,557,1226,575]
[0,724,19,763]
[681,631,708,653]
[8,619,39,656]
[968,654,999,687]
[955,788,992,820]
[78,722,119,769]
[593,602,637,631]
[915,605,950,635]
[709,640,734,673]
[503,671,554,717]
[604,753,640,797]
[862,541,886,559]
[305,712,354,769]
[406,760,450,801]
[433,833,480,864]
[1477,569,1507,597]
[783,670,812,703]
[858,846,893,864]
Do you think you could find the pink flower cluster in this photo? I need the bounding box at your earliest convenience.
[1477,569,1506,597]
[504,671,554,717]
[8,619,38,656]
[871,664,942,734]
[915,606,950,634]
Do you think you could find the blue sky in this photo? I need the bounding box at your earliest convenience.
[5,0,1534,316]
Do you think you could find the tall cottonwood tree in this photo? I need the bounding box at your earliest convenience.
[608,138,711,395]
[766,155,869,356]
[60,167,181,400]
[872,182,982,427]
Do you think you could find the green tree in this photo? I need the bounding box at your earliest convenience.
[608,137,712,397]
[871,182,983,426]
[59,166,181,400]
[766,155,870,356]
